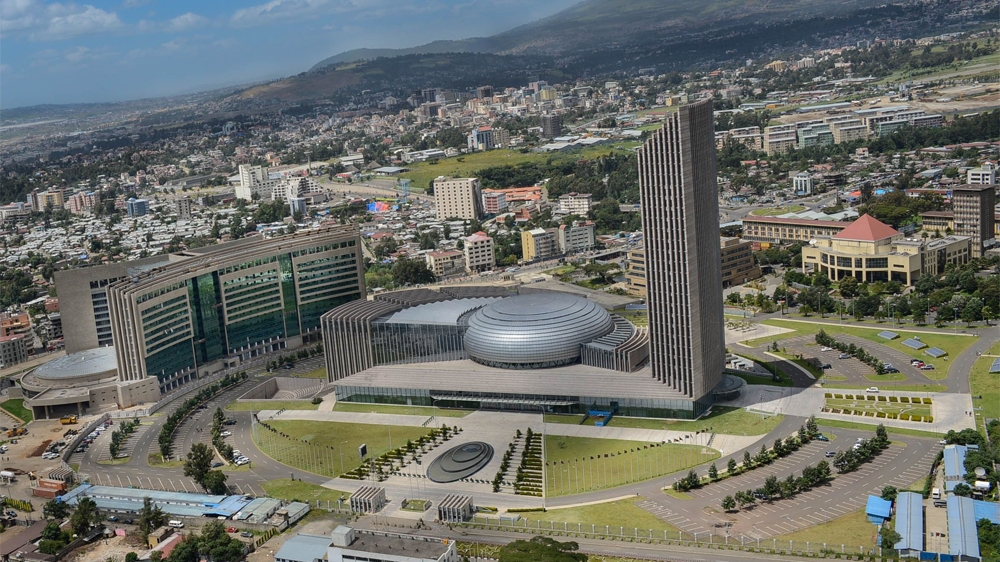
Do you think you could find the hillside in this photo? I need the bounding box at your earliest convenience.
[311,0,898,69]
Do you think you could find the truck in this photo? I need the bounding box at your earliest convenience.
[5,427,26,438]
[59,416,78,425]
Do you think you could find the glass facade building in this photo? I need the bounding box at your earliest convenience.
[109,227,364,392]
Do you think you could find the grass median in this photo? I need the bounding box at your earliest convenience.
[0,398,33,422]
[970,354,999,433]
[331,403,469,417]
[774,509,876,550]
[817,419,943,439]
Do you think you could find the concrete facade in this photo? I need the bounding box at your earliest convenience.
[952,183,995,258]
[433,177,482,221]
[463,231,495,273]
[521,227,557,262]
[638,99,725,406]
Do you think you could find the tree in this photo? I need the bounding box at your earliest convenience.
[743,450,753,469]
[879,524,902,551]
[184,443,214,488]
[38,520,71,554]
[199,521,246,562]
[727,458,738,474]
[721,495,736,511]
[203,470,229,495]
[70,497,100,535]
[881,485,898,502]
[498,536,587,562]
[953,483,973,497]
[838,275,859,298]
[43,499,71,519]
[708,463,718,481]
[165,535,200,562]
[126,553,139,562]
[138,496,166,539]
[150,551,163,562]
[391,257,435,285]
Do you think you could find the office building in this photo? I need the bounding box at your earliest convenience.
[126,198,149,217]
[433,177,482,221]
[557,221,596,254]
[792,172,814,195]
[521,227,558,261]
[558,192,593,215]
[463,231,495,273]
[175,197,192,220]
[68,191,99,215]
[801,214,970,285]
[541,114,563,139]
[624,248,647,297]
[476,85,493,100]
[741,215,850,247]
[289,197,308,216]
[638,99,727,408]
[35,189,65,210]
[0,334,30,368]
[235,164,279,201]
[952,184,996,258]
[467,126,509,151]
[967,162,996,185]
[920,210,1000,237]
[106,227,364,392]
[481,191,508,215]
[425,250,465,278]
[720,237,761,288]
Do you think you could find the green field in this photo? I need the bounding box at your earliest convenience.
[331,402,469,417]
[544,406,783,436]
[226,400,318,411]
[970,355,999,433]
[775,510,877,549]
[616,309,648,327]
[399,145,637,190]
[750,205,807,216]
[255,420,433,477]
[751,319,976,379]
[544,436,717,496]
[816,419,943,439]
[261,478,351,504]
[503,498,681,535]
[0,399,32,422]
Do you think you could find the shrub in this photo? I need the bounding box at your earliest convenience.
[877,412,886,418]
[877,396,887,402]
[825,393,833,398]
[835,394,844,399]
[889,396,898,402]
[922,398,932,405]
[900,397,909,403]
[843,394,852,399]
[866,412,875,417]
[925,416,933,423]
[900,414,911,421]
[888,413,898,419]
[911,415,922,422]
[867,396,876,401]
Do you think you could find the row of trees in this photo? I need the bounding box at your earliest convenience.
[721,461,832,511]
[815,330,887,375]
[108,419,140,459]
[158,372,247,459]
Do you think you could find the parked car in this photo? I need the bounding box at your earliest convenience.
[220,431,232,437]
[211,462,224,468]
[240,531,253,538]
[815,434,829,442]
[825,451,836,458]
[820,363,832,370]
[885,366,900,373]
[920,364,935,370]
[226,527,238,533]
[838,353,851,359]
[866,387,879,393]
[910,359,923,366]
[107,516,118,522]
[821,347,833,352]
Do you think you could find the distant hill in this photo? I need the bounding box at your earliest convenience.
[311,0,894,69]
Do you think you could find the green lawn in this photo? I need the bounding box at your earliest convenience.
[331,402,469,417]
[774,509,877,549]
[616,309,648,328]
[546,406,783,436]
[256,420,433,476]
[0,399,32,422]
[399,145,635,190]
[816,419,943,439]
[226,400,318,411]
[988,341,1000,355]
[970,355,999,433]
[261,478,351,504]
[544,436,717,496]
[749,205,807,216]
[498,498,681,535]
[755,319,977,380]
[295,367,327,379]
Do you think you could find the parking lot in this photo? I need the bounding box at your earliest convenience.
[769,335,940,389]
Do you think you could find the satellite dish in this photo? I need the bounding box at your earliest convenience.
[975,467,987,477]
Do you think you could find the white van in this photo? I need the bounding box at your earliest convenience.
[931,488,941,500]
[168,520,184,528]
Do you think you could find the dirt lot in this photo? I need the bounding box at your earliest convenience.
[65,533,148,562]
[1,418,97,507]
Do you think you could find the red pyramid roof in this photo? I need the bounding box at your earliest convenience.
[832,214,899,242]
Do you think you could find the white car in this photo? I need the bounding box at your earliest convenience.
[865,387,879,393]
[232,450,241,456]
[821,347,833,352]
[220,431,232,437]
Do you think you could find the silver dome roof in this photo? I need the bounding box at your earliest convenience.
[463,292,615,369]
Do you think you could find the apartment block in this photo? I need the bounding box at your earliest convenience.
[763,124,798,155]
[433,177,482,221]
[541,114,563,139]
[558,192,593,215]
[624,248,647,297]
[175,197,193,220]
[741,216,850,246]
[521,228,558,262]
[967,163,996,185]
[425,250,465,278]
[557,221,596,254]
[952,183,996,258]
[0,334,30,368]
[720,237,761,288]
[481,190,508,215]
[463,231,495,273]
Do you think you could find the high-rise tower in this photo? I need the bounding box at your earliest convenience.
[638,99,725,402]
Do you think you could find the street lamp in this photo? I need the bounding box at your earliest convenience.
[338,440,348,475]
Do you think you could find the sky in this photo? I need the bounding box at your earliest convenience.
[0,0,580,109]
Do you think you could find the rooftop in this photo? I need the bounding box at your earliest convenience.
[381,297,499,326]
[274,533,330,562]
[833,214,899,242]
[33,346,117,380]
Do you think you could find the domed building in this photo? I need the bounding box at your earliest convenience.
[321,286,740,419]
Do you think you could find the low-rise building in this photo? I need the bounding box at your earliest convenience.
[1,311,31,337]
[625,248,647,297]
[463,231,495,273]
[801,214,970,285]
[967,162,996,185]
[277,526,459,562]
[720,237,761,288]
[481,190,508,215]
[425,250,465,278]
[792,172,814,195]
[558,192,594,216]
[522,227,558,262]
[741,215,850,247]
[557,221,596,254]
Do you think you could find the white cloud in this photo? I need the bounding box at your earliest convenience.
[0,63,11,74]
[166,12,206,32]
[230,0,344,28]
[121,0,149,7]
[1,0,123,40]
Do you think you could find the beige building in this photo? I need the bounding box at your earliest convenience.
[521,227,558,262]
[720,237,761,288]
[967,162,996,185]
[952,183,996,258]
[425,250,465,278]
[558,192,593,215]
[764,124,797,155]
[741,216,850,247]
[557,221,596,254]
[625,248,647,297]
[463,231,495,273]
[434,177,482,221]
[829,119,869,144]
[801,214,970,285]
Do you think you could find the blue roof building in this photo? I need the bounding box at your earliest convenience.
[947,495,980,560]
[274,533,330,562]
[866,495,892,525]
[894,492,923,557]
[973,500,1000,525]
[943,444,968,485]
